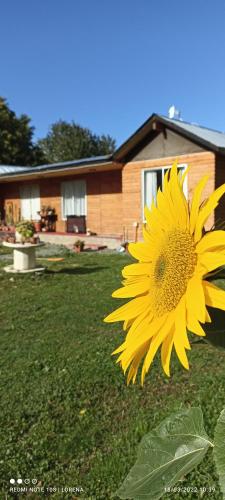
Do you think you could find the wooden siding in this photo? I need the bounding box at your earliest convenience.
[122,151,216,240]
[215,154,225,226]
[0,170,123,237]
[0,151,219,241]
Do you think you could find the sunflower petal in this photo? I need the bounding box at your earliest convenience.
[187,310,206,337]
[194,184,225,242]
[141,313,175,384]
[119,315,167,374]
[186,276,206,323]
[197,252,225,274]
[128,242,152,262]
[161,331,174,376]
[126,309,153,342]
[122,263,151,278]
[175,297,190,349]
[112,279,150,298]
[127,341,150,385]
[143,225,155,244]
[189,175,209,235]
[174,336,189,370]
[181,165,190,186]
[104,295,150,323]
[196,230,225,253]
[203,280,225,310]
[169,163,189,227]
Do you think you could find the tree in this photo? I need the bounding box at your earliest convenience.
[38,120,116,163]
[0,97,45,166]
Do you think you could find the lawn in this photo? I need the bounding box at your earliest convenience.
[0,249,224,499]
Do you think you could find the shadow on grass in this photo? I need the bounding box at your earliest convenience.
[45,266,108,275]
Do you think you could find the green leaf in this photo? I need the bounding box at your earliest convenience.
[209,277,225,291]
[213,408,225,497]
[116,407,212,500]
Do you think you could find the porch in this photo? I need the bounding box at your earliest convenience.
[0,229,123,250]
[37,231,122,250]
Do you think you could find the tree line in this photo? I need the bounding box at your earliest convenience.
[0,97,116,166]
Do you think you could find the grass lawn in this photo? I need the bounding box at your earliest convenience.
[0,249,224,499]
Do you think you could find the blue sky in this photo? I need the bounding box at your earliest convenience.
[1,0,225,147]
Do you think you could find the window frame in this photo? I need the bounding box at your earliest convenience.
[141,163,188,221]
[20,183,41,220]
[61,179,87,221]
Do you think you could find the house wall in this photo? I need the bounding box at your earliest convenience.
[0,169,123,237]
[131,128,204,160]
[122,151,216,240]
[215,154,225,226]
[0,150,219,241]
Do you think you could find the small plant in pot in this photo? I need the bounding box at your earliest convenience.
[34,217,41,232]
[74,239,85,253]
[15,221,36,243]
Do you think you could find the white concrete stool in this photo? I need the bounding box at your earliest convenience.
[3,242,45,273]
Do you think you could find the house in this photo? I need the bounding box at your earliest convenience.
[1,113,225,247]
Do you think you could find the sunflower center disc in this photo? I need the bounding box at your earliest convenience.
[152,229,197,316]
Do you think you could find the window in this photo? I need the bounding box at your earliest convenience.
[142,164,187,219]
[20,184,40,220]
[61,180,86,220]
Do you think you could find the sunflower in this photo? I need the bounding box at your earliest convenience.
[104,162,225,384]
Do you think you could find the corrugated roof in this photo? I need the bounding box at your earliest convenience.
[0,165,31,174]
[2,115,225,178]
[160,115,225,149]
[113,113,225,161]
[0,154,113,177]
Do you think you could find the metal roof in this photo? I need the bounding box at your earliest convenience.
[160,115,225,149]
[2,115,225,178]
[0,165,31,175]
[0,154,113,177]
[113,113,225,161]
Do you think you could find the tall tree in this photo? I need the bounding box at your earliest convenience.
[38,120,116,163]
[0,97,45,166]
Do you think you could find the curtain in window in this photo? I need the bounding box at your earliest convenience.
[61,180,86,218]
[30,185,41,219]
[144,171,158,209]
[20,184,40,220]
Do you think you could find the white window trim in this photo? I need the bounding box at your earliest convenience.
[20,184,41,220]
[61,179,87,221]
[141,163,188,221]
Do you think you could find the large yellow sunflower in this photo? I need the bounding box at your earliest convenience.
[104,162,225,384]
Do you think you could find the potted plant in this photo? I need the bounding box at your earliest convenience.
[8,235,16,244]
[46,205,55,216]
[15,221,36,243]
[29,235,38,244]
[40,205,47,217]
[34,221,41,232]
[74,239,85,253]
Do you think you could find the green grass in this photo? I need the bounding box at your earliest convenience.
[0,251,224,499]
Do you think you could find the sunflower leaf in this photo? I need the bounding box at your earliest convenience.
[213,408,225,498]
[115,407,211,500]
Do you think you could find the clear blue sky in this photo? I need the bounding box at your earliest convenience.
[1,0,225,148]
